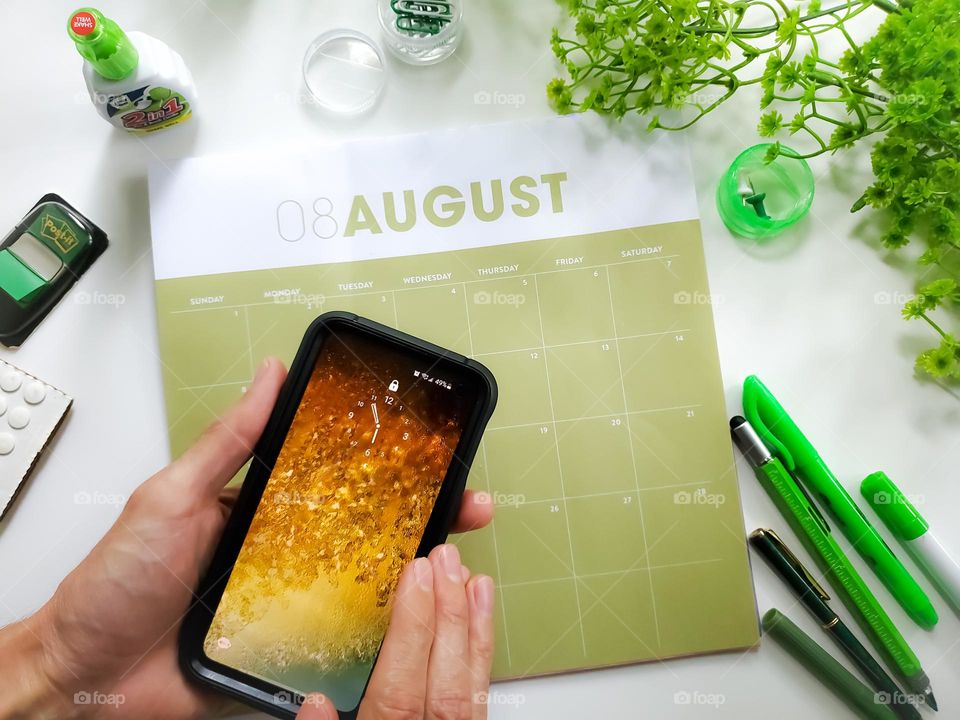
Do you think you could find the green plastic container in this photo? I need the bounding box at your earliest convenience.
[716,144,815,240]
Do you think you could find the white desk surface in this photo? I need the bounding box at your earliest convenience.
[2,2,959,718]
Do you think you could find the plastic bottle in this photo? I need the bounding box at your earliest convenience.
[67,7,197,134]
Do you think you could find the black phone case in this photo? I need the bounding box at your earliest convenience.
[178,311,498,719]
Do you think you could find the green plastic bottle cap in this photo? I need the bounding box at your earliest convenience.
[716,144,815,240]
[68,7,139,81]
[860,471,929,541]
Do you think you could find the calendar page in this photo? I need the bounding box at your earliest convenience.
[150,115,758,680]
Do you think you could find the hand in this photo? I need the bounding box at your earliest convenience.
[295,544,495,720]
[0,357,494,719]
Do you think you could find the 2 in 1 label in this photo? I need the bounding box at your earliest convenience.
[100,85,191,131]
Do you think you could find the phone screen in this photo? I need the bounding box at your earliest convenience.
[203,324,481,710]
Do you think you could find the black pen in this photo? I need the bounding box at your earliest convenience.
[750,529,923,720]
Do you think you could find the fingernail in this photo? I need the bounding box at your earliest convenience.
[412,557,433,591]
[440,544,461,581]
[460,565,471,583]
[474,575,494,617]
[254,357,272,381]
[475,491,491,506]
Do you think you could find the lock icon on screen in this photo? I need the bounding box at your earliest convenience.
[389,379,399,392]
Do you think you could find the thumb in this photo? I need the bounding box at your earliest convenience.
[173,356,287,498]
[296,694,339,720]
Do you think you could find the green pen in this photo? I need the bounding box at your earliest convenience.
[730,416,937,711]
[742,375,937,630]
[762,609,898,720]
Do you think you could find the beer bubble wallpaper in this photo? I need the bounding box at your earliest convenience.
[204,328,471,709]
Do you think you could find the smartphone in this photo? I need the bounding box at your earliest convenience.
[179,312,497,719]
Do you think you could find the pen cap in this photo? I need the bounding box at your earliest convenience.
[761,609,898,720]
[742,375,814,472]
[861,472,928,542]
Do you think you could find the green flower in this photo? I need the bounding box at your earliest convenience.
[778,62,803,90]
[547,78,567,100]
[758,110,784,137]
[776,9,800,43]
[789,112,806,134]
[864,181,894,208]
[830,124,859,149]
[575,12,598,38]
[903,177,935,206]
[934,158,960,186]
[881,229,909,249]
[645,9,671,40]
[547,79,573,113]
[916,338,958,378]
[902,297,927,320]
[922,278,958,303]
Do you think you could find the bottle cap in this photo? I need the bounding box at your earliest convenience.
[67,7,139,81]
[861,471,929,541]
[716,143,815,240]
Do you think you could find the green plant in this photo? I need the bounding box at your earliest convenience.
[549,0,960,380]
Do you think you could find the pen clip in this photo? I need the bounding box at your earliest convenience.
[743,376,797,472]
[789,468,831,534]
[764,529,831,601]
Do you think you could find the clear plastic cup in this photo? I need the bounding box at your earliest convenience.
[302,30,386,115]
[378,0,463,66]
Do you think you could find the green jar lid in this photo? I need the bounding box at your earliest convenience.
[716,144,815,240]
[860,471,928,541]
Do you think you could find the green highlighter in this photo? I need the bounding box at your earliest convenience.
[863,472,960,617]
[742,375,937,629]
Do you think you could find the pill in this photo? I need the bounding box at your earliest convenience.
[8,407,29,430]
[0,371,22,393]
[23,382,46,405]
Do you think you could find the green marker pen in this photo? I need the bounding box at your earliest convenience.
[742,375,938,630]
[863,472,960,616]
